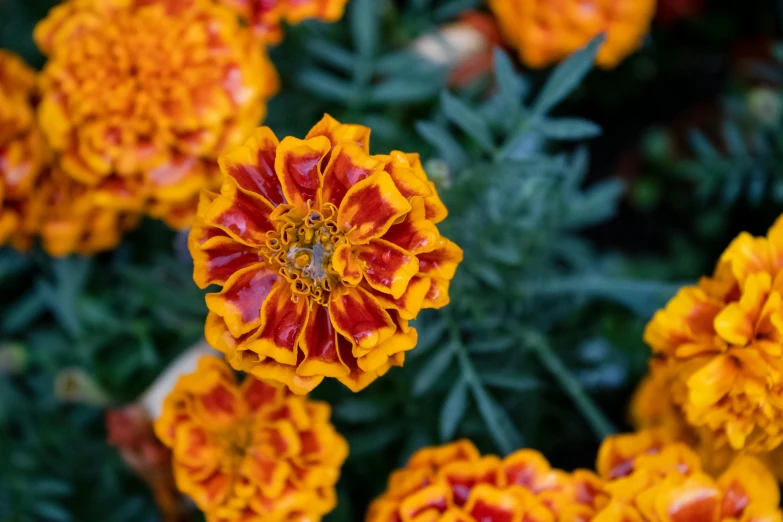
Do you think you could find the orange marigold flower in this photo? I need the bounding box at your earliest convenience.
[34,0,279,229]
[154,356,348,522]
[218,0,349,44]
[644,216,783,454]
[190,114,462,394]
[487,0,656,69]
[367,440,602,522]
[0,50,50,244]
[594,431,783,522]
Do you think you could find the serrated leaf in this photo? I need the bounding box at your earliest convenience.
[479,373,541,391]
[440,377,468,440]
[416,121,468,170]
[470,380,519,454]
[532,35,603,116]
[536,118,602,140]
[350,0,377,57]
[412,347,454,396]
[369,78,440,104]
[298,69,355,103]
[305,39,355,72]
[441,92,495,151]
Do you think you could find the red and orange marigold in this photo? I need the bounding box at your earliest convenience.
[644,215,783,455]
[154,356,348,522]
[594,430,782,522]
[367,440,603,522]
[189,114,462,394]
[217,0,349,44]
[487,0,656,69]
[34,0,279,229]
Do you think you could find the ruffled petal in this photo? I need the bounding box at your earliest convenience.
[203,178,276,247]
[305,114,371,152]
[321,142,384,208]
[245,281,310,366]
[417,237,463,281]
[356,313,418,373]
[354,239,419,299]
[298,305,349,378]
[383,197,440,255]
[219,126,285,206]
[337,170,412,245]
[205,266,281,337]
[367,275,431,320]
[404,153,448,223]
[248,359,325,395]
[192,235,262,289]
[336,335,384,392]
[328,286,396,352]
[687,355,740,408]
[275,136,331,213]
[332,244,363,286]
[382,151,433,199]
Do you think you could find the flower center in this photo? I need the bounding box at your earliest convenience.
[263,203,348,306]
[218,420,254,465]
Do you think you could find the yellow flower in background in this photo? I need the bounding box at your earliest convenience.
[154,356,347,522]
[217,0,350,44]
[487,0,656,69]
[34,0,279,230]
[594,431,782,522]
[0,50,136,256]
[190,114,462,394]
[644,216,783,454]
[0,50,50,244]
[367,440,602,522]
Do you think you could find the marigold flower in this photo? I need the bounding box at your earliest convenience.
[190,114,462,393]
[594,431,783,522]
[487,0,656,69]
[367,440,602,522]
[644,216,783,454]
[217,0,349,44]
[0,50,50,244]
[154,356,348,522]
[34,0,279,229]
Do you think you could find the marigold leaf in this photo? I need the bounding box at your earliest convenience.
[298,68,355,103]
[32,502,71,522]
[440,377,468,440]
[441,92,495,151]
[369,78,441,104]
[493,48,523,112]
[416,120,468,170]
[536,118,602,140]
[351,0,378,58]
[532,34,604,116]
[412,346,455,396]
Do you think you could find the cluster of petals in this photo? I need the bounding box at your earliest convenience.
[644,215,783,454]
[367,439,603,522]
[486,0,656,69]
[189,115,462,394]
[34,0,279,230]
[0,50,136,256]
[154,356,348,522]
[216,0,349,44]
[594,430,782,522]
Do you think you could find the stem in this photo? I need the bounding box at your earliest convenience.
[527,333,615,440]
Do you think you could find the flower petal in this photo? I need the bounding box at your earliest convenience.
[203,178,276,247]
[405,153,448,223]
[191,235,262,289]
[338,171,412,244]
[328,286,396,352]
[241,376,283,415]
[336,336,383,392]
[417,237,463,281]
[321,142,384,208]
[298,305,349,378]
[205,266,281,337]
[422,277,452,310]
[248,359,324,395]
[244,281,309,366]
[306,114,371,152]
[242,447,291,499]
[356,313,418,373]
[382,151,433,198]
[439,457,502,507]
[464,483,531,522]
[354,239,419,299]
[275,136,331,213]
[332,244,363,286]
[383,197,440,255]
[367,275,431,320]
[687,355,739,408]
[219,126,285,206]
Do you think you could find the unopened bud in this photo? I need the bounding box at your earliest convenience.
[748,88,782,127]
[55,368,109,405]
[0,343,27,374]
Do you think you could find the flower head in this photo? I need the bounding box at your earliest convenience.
[154,356,348,522]
[594,431,782,522]
[367,440,602,522]
[644,216,783,453]
[0,50,50,243]
[34,0,279,229]
[190,115,462,394]
[487,0,656,69]
[217,0,349,44]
